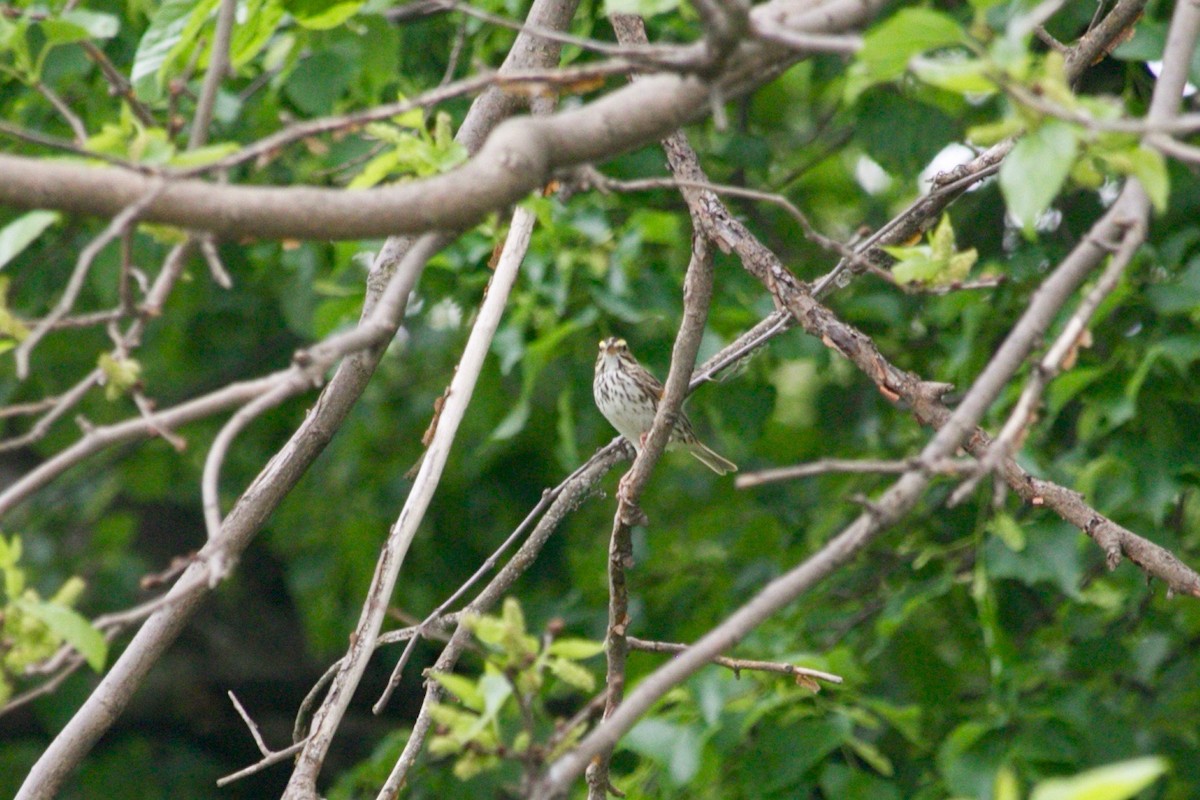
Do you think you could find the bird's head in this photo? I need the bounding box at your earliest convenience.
[596,337,629,371]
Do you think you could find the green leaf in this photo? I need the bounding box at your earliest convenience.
[930,215,955,260]
[988,513,1026,551]
[429,671,485,712]
[229,0,286,69]
[604,0,680,18]
[547,637,605,660]
[285,50,355,115]
[0,534,26,599]
[851,9,966,94]
[131,0,216,100]
[910,55,997,95]
[547,657,596,692]
[284,0,364,29]
[97,353,142,400]
[40,9,119,44]
[14,597,108,671]
[968,117,1024,147]
[490,398,531,441]
[37,19,92,46]
[625,719,703,785]
[856,91,959,176]
[1000,119,1079,233]
[994,766,1021,800]
[889,251,939,284]
[1030,757,1168,800]
[0,210,60,270]
[845,736,894,777]
[501,597,526,636]
[884,215,976,285]
[0,16,33,75]
[478,671,512,721]
[1125,147,1169,212]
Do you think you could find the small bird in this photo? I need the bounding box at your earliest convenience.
[593,337,737,475]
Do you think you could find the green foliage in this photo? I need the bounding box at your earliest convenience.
[1,0,1199,797]
[347,112,468,188]
[0,211,60,271]
[1030,757,1168,800]
[425,598,603,782]
[0,535,107,705]
[882,214,978,287]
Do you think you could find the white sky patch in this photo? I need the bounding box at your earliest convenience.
[1148,60,1198,97]
[854,154,893,195]
[428,297,463,330]
[918,143,980,194]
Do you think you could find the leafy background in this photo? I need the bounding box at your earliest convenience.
[1,0,1199,797]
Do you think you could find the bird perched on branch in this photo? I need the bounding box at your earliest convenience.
[593,337,737,475]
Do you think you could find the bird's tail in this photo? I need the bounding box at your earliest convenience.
[685,441,737,475]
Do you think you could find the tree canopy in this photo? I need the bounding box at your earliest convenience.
[1,0,1199,798]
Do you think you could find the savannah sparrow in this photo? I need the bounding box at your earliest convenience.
[593,337,737,475]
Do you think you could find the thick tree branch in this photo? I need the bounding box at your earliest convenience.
[0,0,884,240]
[283,207,533,797]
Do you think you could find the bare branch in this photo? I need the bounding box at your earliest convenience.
[228,691,272,757]
[0,370,102,453]
[188,0,236,150]
[202,381,299,548]
[949,219,1143,505]
[30,80,87,144]
[79,41,158,127]
[736,456,977,488]
[0,0,885,240]
[626,637,843,685]
[285,207,533,796]
[217,741,307,788]
[13,182,165,379]
[588,228,716,799]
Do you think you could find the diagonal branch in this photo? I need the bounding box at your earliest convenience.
[283,206,534,797]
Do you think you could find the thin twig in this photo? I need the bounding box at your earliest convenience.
[0,371,102,453]
[185,62,635,176]
[32,81,87,144]
[736,456,977,488]
[188,0,236,150]
[199,236,234,289]
[372,456,603,713]
[285,208,534,794]
[131,391,188,451]
[13,183,166,379]
[626,637,843,684]
[79,41,158,127]
[202,382,298,547]
[216,740,308,787]
[228,692,271,756]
